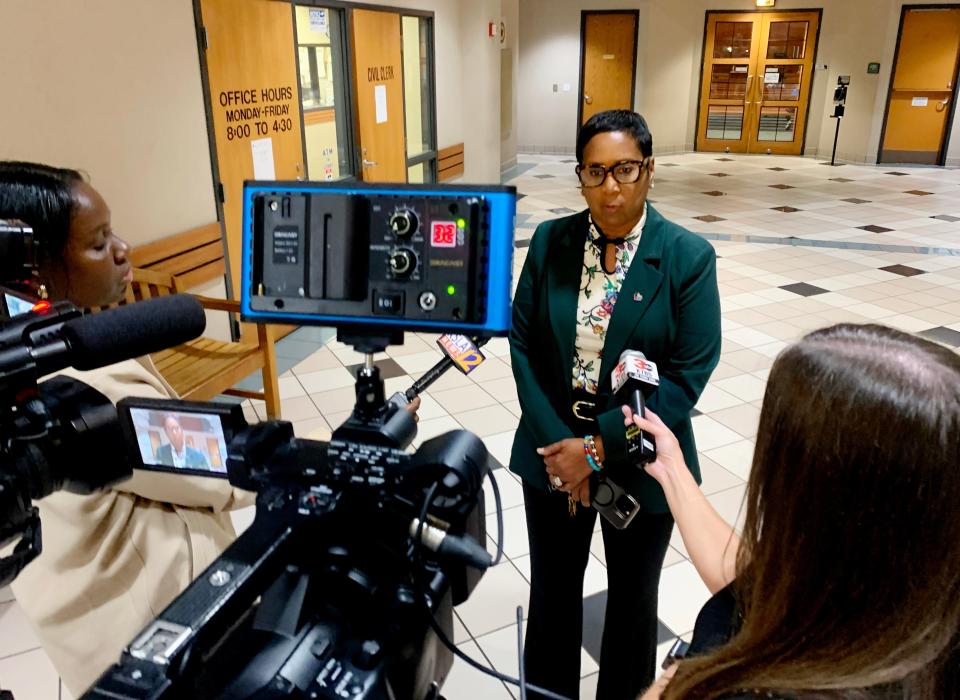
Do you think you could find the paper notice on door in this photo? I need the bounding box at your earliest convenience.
[764,70,780,83]
[375,84,388,124]
[251,138,276,180]
[912,96,929,107]
[602,54,615,60]
[309,8,327,33]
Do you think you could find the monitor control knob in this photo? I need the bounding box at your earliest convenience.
[389,248,416,277]
[389,210,418,237]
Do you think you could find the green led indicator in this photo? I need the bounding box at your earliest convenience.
[446,284,456,296]
[456,218,466,229]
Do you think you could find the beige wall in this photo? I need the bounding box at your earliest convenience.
[460,0,502,181]
[0,0,218,248]
[519,0,960,164]
[501,0,520,172]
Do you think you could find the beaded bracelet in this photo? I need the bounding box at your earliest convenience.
[583,435,603,472]
[587,435,604,470]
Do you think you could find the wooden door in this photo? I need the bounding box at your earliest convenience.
[198,0,305,306]
[697,13,762,153]
[351,9,407,182]
[750,11,820,155]
[579,12,638,125]
[697,11,820,155]
[881,8,960,165]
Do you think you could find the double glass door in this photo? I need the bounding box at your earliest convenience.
[697,11,820,155]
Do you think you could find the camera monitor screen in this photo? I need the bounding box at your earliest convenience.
[127,406,233,476]
[1,286,37,320]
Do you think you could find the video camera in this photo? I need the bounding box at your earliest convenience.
[0,293,208,586]
[1,181,518,700]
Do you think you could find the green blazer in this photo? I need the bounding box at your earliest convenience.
[508,205,721,513]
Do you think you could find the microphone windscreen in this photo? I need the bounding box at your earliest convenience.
[63,295,206,371]
[618,349,647,363]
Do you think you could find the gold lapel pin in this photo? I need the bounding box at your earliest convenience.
[633,292,643,302]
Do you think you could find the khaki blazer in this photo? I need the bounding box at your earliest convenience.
[11,357,254,696]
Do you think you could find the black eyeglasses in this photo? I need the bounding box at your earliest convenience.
[576,159,650,188]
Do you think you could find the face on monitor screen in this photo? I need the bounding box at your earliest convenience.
[128,406,230,475]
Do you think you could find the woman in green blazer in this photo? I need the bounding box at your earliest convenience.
[509,111,721,699]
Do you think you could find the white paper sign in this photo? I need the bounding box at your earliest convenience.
[764,70,780,84]
[309,9,327,33]
[375,84,388,124]
[251,138,276,180]
[912,96,928,107]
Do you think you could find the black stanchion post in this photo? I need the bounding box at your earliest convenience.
[831,115,842,166]
[830,76,850,167]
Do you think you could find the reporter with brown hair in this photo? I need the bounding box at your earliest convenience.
[631,324,960,699]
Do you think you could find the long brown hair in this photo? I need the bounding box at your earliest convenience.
[665,324,960,699]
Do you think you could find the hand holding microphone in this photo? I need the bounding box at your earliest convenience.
[611,349,660,466]
[621,406,685,487]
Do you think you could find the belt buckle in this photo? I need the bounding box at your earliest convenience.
[572,399,595,421]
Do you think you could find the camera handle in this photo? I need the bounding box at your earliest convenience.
[337,325,404,420]
[334,327,417,449]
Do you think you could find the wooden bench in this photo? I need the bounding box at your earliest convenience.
[114,223,281,419]
[438,143,465,182]
[129,222,226,291]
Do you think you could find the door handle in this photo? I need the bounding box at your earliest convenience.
[936,97,950,112]
[745,75,756,104]
[363,159,377,167]
[584,94,593,104]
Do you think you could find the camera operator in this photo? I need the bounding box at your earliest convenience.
[0,161,255,696]
[628,324,960,699]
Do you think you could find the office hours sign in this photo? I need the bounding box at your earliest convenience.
[217,86,296,141]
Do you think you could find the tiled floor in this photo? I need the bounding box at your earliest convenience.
[3,152,960,699]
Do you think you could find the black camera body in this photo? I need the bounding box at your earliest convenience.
[82,396,489,700]
[0,302,134,587]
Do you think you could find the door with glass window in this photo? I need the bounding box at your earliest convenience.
[402,15,438,182]
[696,11,820,155]
[295,5,356,181]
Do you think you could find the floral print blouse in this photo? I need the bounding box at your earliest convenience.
[571,206,646,394]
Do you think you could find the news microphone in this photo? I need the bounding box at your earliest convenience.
[387,335,489,409]
[63,295,206,370]
[611,350,660,466]
[410,518,493,570]
[0,294,206,380]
